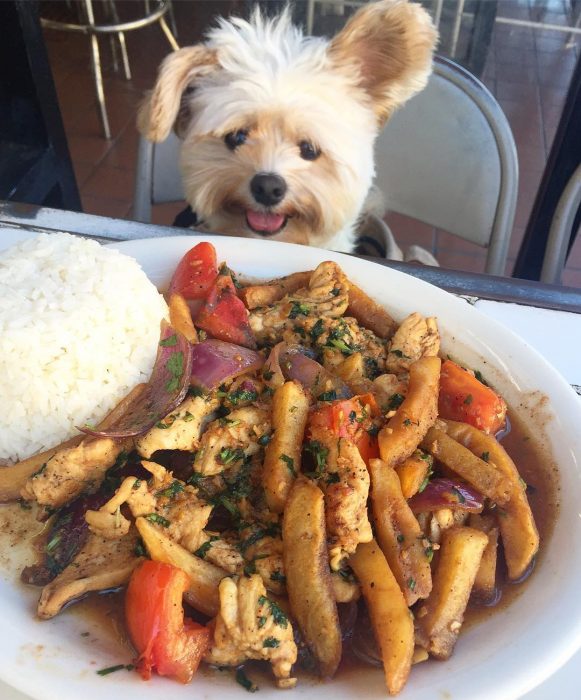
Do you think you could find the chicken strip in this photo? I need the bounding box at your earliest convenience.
[386,312,440,374]
[21,437,124,510]
[194,407,271,477]
[37,532,141,619]
[308,430,373,570]
[135,393,220,459]
[205,574,297,688]
[248,261,349,345]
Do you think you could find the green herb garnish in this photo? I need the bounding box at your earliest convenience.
[280,454,296,476]
[96,664,134,676]
[145,513,170,527]
[263,637,280,648]
[387,393,404,411]
[236,668,258,693]
[194,535,220,559]
[159,334,178,347]
[288,301,310,319]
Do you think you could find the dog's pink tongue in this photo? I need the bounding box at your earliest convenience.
[246,209,285,233]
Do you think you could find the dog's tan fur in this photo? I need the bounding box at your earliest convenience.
[138,1,438,252]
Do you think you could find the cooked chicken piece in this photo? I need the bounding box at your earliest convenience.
[194,407,271,477]
[318,318,387,375]
[135,393,220,459]
[248,261,349,345]
[309,430,373,570]
[240,522,286,595]
[85,461,212,552]
[21,437,125,510]
[205,574,297,688]
[37,532,141,619]
[195,532,245,574]
[371,373,409,412]
[386,312,440,374]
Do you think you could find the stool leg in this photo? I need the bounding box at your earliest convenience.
[117,31,132,80]
[167,0,178,39]
[109,35,119,73]
[159,15,179,51]
[89,34,111,139]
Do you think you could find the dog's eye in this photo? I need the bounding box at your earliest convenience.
[224,130,248,150]
[298,140,320,161]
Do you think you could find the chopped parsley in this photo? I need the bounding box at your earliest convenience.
[228,388,258,405]
[452,486,466,504]
[348,409,357,423]
[270,570,286,584]
[236,668,258,693]
[310,318,325,341]
[326,472,340,485]
[258,433,272,446]
[263,637,280,648]
[183,411,194,422]
[481,451,490,462]
[165,351,184,392]
[418,464,434,493]
[258,595,288,628]
[387,393,404,411]
[463,394,473,405]
[331,287,341,297]
[156,480,184,498]
[318,389,337,402]
[425,545,434,563]
[304,440,329,478]
[280,454,296,476]
[219,447,245,465]
[159,334,178,347]
[397,534,405,544]
[407,577,416,591]
[194,535,220,559]
[390,349,410,359]
[145,513,170,527]
[135,540,147,558]
[262,369,274,381]
[288,301,310,319]
[257,615,267,628]
[474,370,489,386]
[403,418,412,427]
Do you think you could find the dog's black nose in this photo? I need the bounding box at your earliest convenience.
[250,173,287,206]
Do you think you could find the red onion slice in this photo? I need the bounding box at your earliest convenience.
[80,322,192,439]
[408,478,484,514]
[279,345,352,400]
[190,339,264,392]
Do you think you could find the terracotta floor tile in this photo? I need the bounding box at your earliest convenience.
[435,250,487,274]
[435,231,485,256]
[99,125,140,170]
[66,134,112,166]
[81,195,132,220]
[383,212,436,253]
[561,266,581,288]
[72,161,95,188]
[514,170,544,229]
[516,143,548,173]
[151,201,189,227]
[83,165,135,202]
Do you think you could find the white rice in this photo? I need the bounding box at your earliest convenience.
[0,232,168,463]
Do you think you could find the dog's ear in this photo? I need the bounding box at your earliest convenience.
[328,0,438,125]
[137,46,217,142]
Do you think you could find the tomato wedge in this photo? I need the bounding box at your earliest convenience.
[309,393,380,464]
[196,273,256,349]
[438,360,507,434]
[168,242,218,300]
[125,560,210,683]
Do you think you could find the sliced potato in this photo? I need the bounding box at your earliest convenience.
[168,292,198,344]
[346,283,396,339]
[0,383,146,503]
[416,526,488,659]
[283,478,341,678]
[395,451,433,498]
[239,271,313,309]
[378,356,441,467]
[469,514,499,601]
[263,381,309,513]
[443,420,539,580]
[136,516,226,617]
[421,427,511,505]
[369,458,432,605]
[350,539,414,695]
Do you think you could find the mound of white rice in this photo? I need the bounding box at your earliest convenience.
[0,233,168,463]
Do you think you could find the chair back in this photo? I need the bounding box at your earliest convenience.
[374,55,518,275]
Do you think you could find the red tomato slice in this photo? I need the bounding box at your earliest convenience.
[309,393,380,464]
[196,273,256,349]
[438,360,507,434]
[168,242,218,300]
[125,560,210,683]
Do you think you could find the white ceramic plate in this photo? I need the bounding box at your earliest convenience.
[1,235,581,700]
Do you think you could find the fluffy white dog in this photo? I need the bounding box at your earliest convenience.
[138,1,438,253]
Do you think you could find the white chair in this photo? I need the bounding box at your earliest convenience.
[540,163,581,285]
[374,55,518,275]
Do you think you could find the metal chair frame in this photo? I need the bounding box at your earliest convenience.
[41,0,179,140]
[541,163,581,284]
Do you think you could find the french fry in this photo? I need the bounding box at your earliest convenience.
[443,420,539,580]
[346,283,397,339]
[369,458,432,605]
[0,383,146,503]
[136,517,225,617]
[421,427,511,505]
[263,381,309,513]
[416,526,488,659]
[395,450,433,498]
[168,292,198,344]
[378,356,441,467]
[350,539,414,695]
[239,271,313,309]
[283,478,341,678]
[469,514,499,601]
[330,573,361,603]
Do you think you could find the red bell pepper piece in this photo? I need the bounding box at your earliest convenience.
[168,242,218,300]
[125,560,210,684]
[196,273,256,349]
[438,360,507,434]
[309,393,380,464]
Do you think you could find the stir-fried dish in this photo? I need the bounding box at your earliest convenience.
[3,242,545,695]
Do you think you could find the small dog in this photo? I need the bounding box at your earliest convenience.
[138,1,438,253]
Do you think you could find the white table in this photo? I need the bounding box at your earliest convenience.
[1,223,580,700]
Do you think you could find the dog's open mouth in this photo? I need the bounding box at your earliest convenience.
[245,209,288,236]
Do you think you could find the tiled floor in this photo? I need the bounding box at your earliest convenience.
[43,0,581,286]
